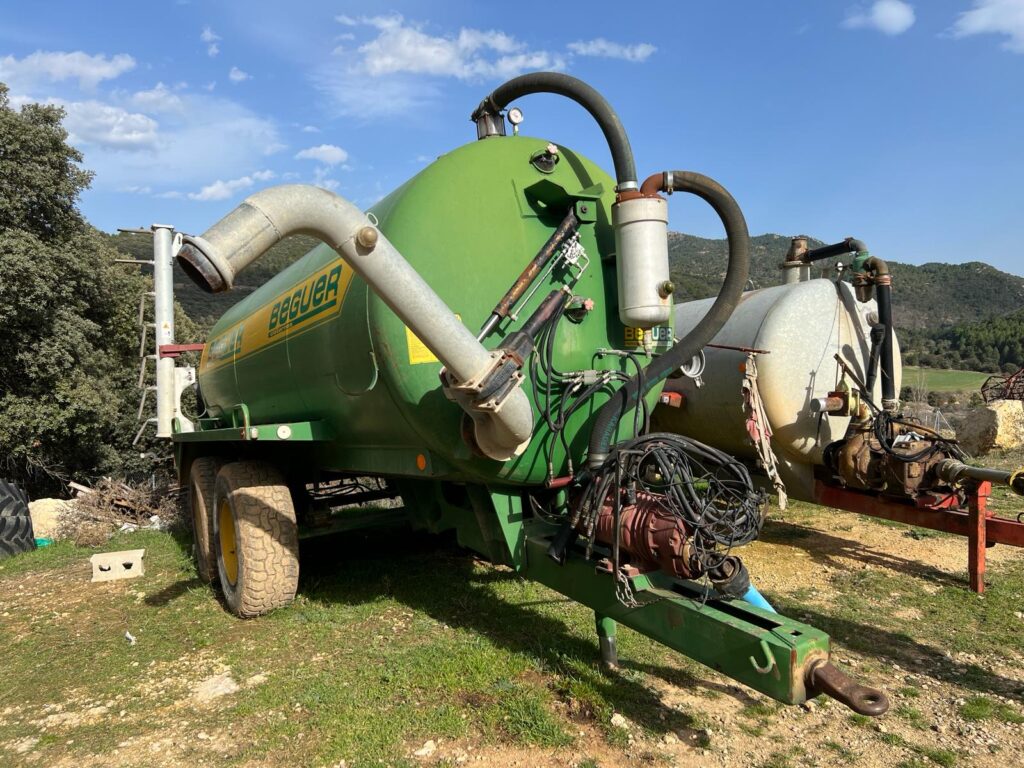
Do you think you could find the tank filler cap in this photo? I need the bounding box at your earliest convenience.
[530,144,560,174]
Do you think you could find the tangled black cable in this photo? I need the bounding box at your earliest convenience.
[872,410,967,464]
[570,432,766,575]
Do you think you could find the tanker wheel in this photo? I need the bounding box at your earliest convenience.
[188,457,224,583]
[213,461,299,618]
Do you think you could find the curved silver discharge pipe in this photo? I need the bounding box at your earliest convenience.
[177,184,533,461]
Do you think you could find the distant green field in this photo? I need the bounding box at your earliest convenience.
[903,365,990,392]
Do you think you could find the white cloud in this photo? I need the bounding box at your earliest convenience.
[263,141,287,155]
[188,169,276,201]
[952,0,1024,53]
[315,15,564,116]
[843,1,916,35]
[355,18,556,79]
[0,50,135,89]
[204,81,216,91]
[129,82,185,113]
[228,66,250,83]
[200,26,221,57]
[300,124,320,133]
[120,185,151,194]
[60,100,159,150]
[567,38,656,62]
[313,69,436,118]
[49,91,285,192]
[313,166,339,191]
[295,143,349,165]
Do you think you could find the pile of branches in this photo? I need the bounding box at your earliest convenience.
[58,477,184,546]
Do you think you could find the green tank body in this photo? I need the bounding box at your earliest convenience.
[196,136,667,485]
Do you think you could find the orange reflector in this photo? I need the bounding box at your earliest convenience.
[416,453,427,471]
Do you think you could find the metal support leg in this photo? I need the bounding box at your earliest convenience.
[595,613,618,669]
[968,482,991,594]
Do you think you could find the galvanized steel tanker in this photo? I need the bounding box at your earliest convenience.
[655,275,903,502]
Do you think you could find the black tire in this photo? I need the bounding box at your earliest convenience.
[0,480,30,517]
[0,499,35,561]
[189,457,224,583]
[213,461,299,617]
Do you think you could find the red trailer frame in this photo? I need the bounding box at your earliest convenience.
[814,481,1024,593]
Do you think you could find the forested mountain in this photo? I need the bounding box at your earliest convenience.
[901,311,1024,373]
[667,233,1024,330]
[111,225,1024,375]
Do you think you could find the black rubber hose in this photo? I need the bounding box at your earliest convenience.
[803,237,868,263]
[865,324,885,394]
[471,72,638,190]
[875,282,896,402]
[587,171,750,466]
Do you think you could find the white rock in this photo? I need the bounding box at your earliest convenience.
[956,401,1024,455]
[413,740,436,758]
[28,498,69,540]
[610,713,628,728]
[193,673,239,703]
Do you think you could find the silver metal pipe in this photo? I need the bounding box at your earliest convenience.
[177,185,533,460]
[152,224,176,438]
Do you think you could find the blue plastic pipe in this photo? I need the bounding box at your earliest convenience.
[742,584,777,613]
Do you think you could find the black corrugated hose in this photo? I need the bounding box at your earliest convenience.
[471,72,638,190]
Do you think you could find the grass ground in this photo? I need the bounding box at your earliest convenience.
[2,452,1024,768]
[902,367,990,393]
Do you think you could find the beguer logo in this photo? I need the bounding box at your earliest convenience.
[268,265,343,336]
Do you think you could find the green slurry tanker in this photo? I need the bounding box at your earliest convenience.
[169,72,891,714]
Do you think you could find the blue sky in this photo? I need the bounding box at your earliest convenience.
[2,1,1023,274]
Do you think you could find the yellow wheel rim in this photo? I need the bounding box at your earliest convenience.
[218,498,239,587]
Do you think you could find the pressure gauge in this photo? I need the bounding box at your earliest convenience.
[507,107,523,134]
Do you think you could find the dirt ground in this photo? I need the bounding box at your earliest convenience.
[2,493,1023,768]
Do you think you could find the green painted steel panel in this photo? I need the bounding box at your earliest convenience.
[193,136,668,485]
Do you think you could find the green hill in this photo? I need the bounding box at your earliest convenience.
[667,233,1024,331]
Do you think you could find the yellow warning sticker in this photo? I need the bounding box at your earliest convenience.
[406,326,439,365]
[406,314,460,365]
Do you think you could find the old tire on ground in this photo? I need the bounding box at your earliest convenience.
[0,480,35,559]
[0,479,30,517]
[213,461,299,617]
[189,457,224,583]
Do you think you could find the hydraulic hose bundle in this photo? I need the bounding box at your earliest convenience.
[570,434,766,577]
